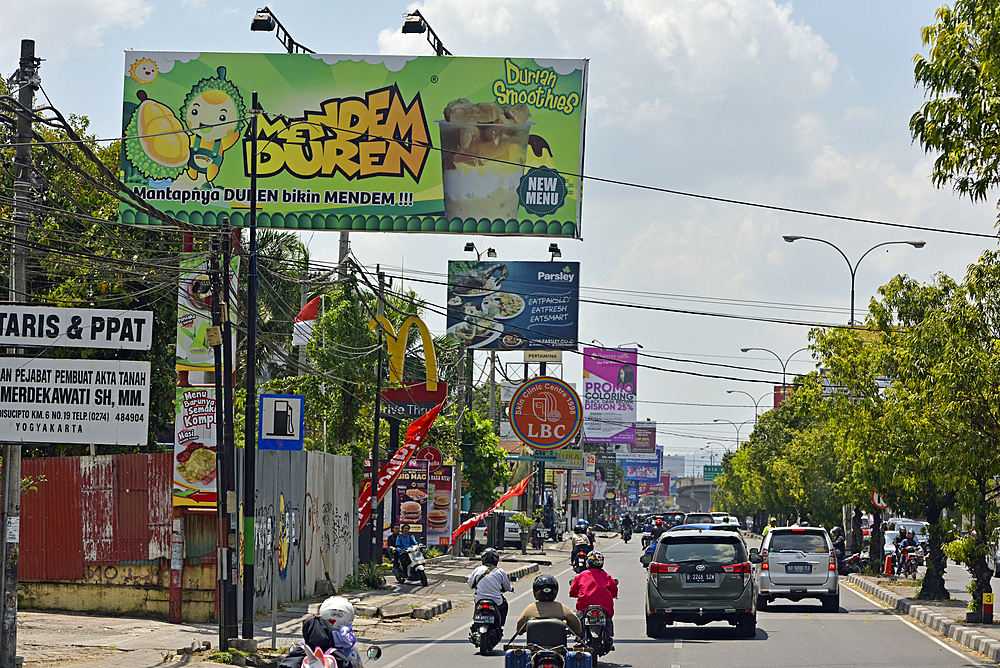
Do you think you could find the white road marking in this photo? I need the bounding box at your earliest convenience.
[671,664,681,668]
[381,565,574,668]
[674,639,683,649]
[842,583,974,661]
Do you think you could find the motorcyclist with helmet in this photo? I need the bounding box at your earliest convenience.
[515,574,584,637]
[650,518,666,542]
[468,548,514,626]
[830,526,846,561]
[280,596,362,668]
[569,551,618,648]
[570,520,594,567]
[620,514,633,532]
[892,526,908,574]
[898,529,920,573]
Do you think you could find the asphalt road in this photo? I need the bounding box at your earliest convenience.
[374,534,991,668]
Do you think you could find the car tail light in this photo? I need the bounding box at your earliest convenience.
[650,562,680,574]
[761,547,769,571]
[723,561,752,584]
[829,549,836,571]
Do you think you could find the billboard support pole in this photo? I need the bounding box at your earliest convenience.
[242,91,260,640]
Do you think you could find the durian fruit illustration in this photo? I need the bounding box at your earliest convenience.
[124,66,246,185]
[125,90,187,181]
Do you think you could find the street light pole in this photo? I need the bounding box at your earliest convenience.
[782,236,925,326]
[713,419,752,449]
[740,346,809,388]
[725,389,771,424]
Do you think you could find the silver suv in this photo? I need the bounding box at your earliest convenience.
[755,526,839,611]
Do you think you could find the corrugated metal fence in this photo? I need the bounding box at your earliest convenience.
[12,451,356,619]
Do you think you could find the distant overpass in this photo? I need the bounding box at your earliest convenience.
[675,477,714,513]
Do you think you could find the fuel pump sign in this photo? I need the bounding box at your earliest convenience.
[258,394,305,450]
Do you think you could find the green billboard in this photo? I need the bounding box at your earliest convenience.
[120,52,588,237]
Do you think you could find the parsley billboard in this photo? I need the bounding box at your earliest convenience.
[446,260,579,350]
[120,52,587,238]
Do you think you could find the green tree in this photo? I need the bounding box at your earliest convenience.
[910,0,1000,218]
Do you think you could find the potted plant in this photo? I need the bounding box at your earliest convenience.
[510,512,535,554]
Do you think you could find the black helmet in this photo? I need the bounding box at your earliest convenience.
[831,526,843,537]
[532,574,559,602]
[574,525,586,534]
[481,548,500,567]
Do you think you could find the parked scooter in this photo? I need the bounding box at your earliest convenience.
[394,544,428,586]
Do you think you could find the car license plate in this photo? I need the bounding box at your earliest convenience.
[786,564,812,574]
[474,614,495,623]
[685,573,715,583]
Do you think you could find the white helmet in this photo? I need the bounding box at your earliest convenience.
[319,596,354,629]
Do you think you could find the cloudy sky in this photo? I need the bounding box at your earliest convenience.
[4,1,997,472]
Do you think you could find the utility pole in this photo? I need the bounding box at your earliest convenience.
[220,225,238,642]
[209,237,229,652]
[2,39,38,668]
[242,91,260,640]
[368,269,386,565]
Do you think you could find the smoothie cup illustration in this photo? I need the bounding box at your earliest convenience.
[436,100,533,221]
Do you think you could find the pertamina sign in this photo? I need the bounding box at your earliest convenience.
[509,376,582,451]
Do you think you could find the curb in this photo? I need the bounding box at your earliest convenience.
[430,561,540,583]
[847,574,1000,663]
[411,598,453,620]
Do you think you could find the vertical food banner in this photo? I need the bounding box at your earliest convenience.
[583,347,637,445]
[427,465,454,546]
[173,253,238,507]
[393,460,430,539]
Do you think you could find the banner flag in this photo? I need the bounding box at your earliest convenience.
[358,401,444,532]
[292,296,322,347]
[451,474,533,543]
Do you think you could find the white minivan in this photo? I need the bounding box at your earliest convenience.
[755,525,839,611]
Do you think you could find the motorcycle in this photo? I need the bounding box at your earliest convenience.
[621,527,632,544]
[580,605,613,663]
[571,546,591,574]
[837,552,861,575]
[641,530,652,550]
[504,618,592,668]
[300,645,382,668]
[899,546,921,578]
[394,544,428,586]
[470,599,505,655]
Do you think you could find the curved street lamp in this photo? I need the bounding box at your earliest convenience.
[726,389,771,423]
[740,346,809,388]
[782,235,925,326]
[713,419,753,448]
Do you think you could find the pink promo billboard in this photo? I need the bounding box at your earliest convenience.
[582,347,637,444]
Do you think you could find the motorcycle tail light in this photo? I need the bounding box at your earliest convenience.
[477,602,492,612]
